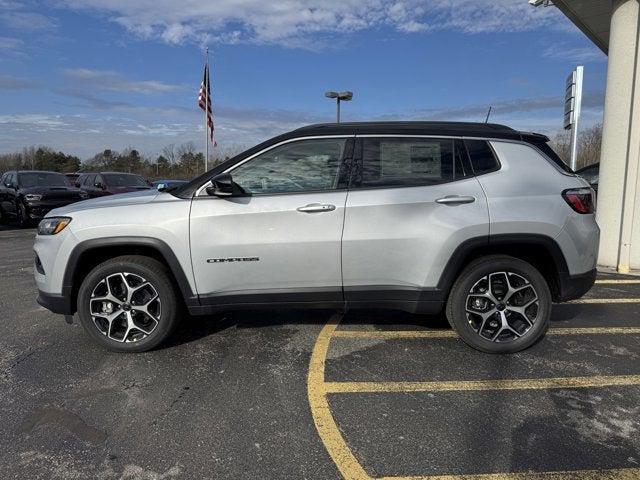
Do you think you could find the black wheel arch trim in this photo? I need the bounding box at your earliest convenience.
[62,236,199,314]
[436,233,574,302]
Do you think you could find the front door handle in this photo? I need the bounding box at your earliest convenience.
[435,195,476,205]
[297,203,336,213]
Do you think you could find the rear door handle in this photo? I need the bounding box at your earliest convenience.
[435,195,476,205]
[297,203,336,213]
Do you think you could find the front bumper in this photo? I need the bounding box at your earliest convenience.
[557,268,597,302]
[37,289,73,315]
[26,200,81,220]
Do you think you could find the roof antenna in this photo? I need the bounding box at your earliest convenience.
[484,106,492,124]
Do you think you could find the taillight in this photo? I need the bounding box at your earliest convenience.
[562,187,595,214]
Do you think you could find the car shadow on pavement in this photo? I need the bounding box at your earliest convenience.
[163,308,451,349]
[164,302,585,350]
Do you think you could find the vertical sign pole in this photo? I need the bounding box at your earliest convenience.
[569,66,584,171]
[204,47,209,173]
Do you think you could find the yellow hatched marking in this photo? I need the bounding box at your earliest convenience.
[324,375,640,394]
[332,327,640,339]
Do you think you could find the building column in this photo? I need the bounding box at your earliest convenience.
[596,0,640,272]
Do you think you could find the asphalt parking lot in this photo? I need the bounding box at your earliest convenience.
[1,225,639,479]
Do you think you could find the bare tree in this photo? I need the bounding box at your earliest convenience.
[550,123,602,170]
[578,123,602,169]
[161,143,177,177]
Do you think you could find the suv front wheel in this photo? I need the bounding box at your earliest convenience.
[446,255,551,354]
[77,255,179,352]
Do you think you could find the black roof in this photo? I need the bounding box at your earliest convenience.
[292,121,549,142]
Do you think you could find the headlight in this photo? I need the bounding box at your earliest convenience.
[38,217,72,235]
[25,194,42,201]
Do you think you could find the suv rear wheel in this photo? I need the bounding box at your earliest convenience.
[77,255,179,352]
[446,255,551,354]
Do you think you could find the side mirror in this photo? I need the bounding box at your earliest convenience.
[156,183,167,191]
[206,173,245,197]
[95,182,105,190]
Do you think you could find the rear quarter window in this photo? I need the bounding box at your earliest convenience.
[465,140,499,175]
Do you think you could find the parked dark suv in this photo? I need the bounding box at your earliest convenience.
[0,170,87,227]
[76,172,152,198]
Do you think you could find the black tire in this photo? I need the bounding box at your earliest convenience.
[16,201,29,228]
[446,255,551,354]
[77,255,179,353]
[0,205,7,224]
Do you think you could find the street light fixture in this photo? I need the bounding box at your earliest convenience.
[325,91,353,123]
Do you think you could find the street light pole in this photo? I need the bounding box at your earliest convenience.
[325,91,353,123]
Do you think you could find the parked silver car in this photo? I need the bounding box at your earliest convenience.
[34,122,599,353]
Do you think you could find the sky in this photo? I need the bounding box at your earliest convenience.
[0,0,607,159]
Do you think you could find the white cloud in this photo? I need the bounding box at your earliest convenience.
[63,68,182,94]
[58,0,567,48]
[0,10,57,30]
[0,114,68,128]
[0,0,58,31]
[543,44,606,63]
[0,74,40,90]
[0,35,23,50]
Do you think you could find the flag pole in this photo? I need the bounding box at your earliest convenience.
[204,46,209,173]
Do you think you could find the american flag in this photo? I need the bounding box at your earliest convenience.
[198,63,216,145]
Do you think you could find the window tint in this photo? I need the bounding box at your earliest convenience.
[357,137,466,188]
[230,138,347,195]
[84,174,95,186]
[18,172,69,187]
[103,173,147,187]
[465,140,499,175]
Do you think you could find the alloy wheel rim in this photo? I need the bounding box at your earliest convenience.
[465,271,539,343]
[90,272,161,343]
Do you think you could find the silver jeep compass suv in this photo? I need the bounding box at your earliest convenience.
[34,122,599,354]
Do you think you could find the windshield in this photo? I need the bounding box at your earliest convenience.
[103,174,148,187]
[18,172,70,188]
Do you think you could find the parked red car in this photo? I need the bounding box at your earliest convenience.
[76,172,152,198]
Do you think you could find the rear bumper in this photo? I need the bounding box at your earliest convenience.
[557,268,597,302]
[37,289,73,315]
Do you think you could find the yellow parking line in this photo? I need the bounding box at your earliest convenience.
[324,375,640,394]
[595,279,640,284]
[308,313,370,480]
[379,467,640,479]
[309,317,640,480]
[568,298,640,304]
[332,327,640,339]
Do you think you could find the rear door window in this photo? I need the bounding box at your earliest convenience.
[354,137,468,188]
